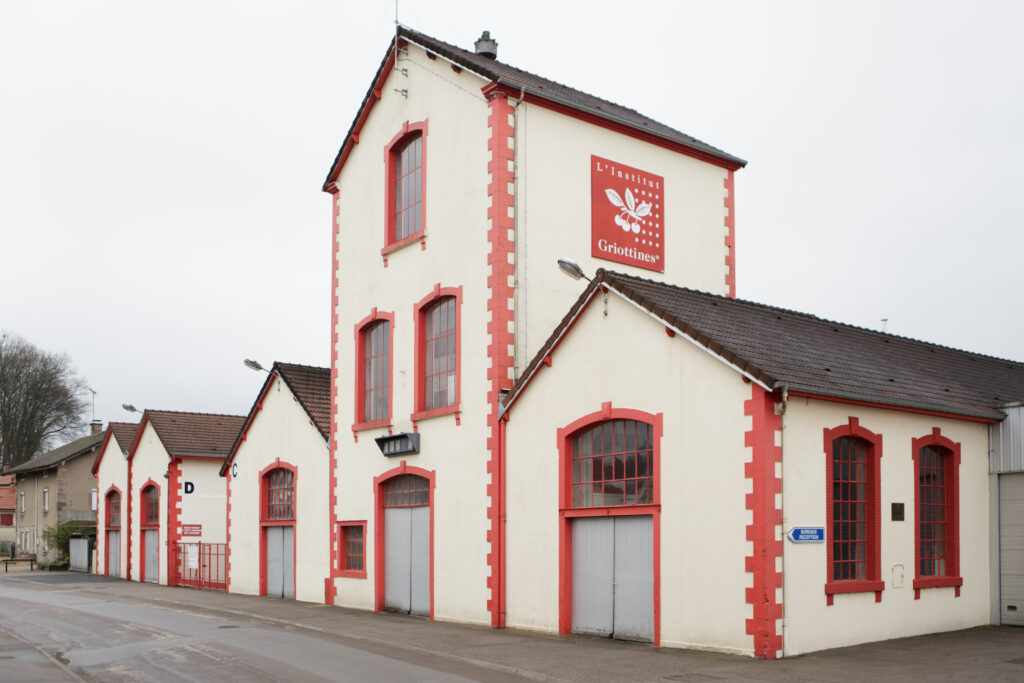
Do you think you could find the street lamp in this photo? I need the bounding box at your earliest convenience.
[557,257,591,282]
[243,359,269,373]
[121,404,143,414]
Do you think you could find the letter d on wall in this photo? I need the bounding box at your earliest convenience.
[183,481,195,495]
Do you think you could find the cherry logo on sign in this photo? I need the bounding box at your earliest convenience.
[591,155,664,272]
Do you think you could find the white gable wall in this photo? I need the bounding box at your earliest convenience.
[227,374,329,603]
[95,433,129,577]
[130,422,170,585]
[177,459,226,544]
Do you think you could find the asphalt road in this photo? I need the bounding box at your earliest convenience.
[2,572,1024,681]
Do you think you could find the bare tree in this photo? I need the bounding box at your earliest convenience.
[0,333,89,470]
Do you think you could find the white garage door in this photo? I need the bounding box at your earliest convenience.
[266,526,295,599]
[571,515,654,642]
[1001,473,1024,625]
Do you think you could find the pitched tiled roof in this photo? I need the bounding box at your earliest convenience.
[508,270,1024,421]
[276,362,331,440]
[324,26,745,189]
[109,422,140,455]
[0,486,15,510]
[4,430,106,475]
[146,411,246,459]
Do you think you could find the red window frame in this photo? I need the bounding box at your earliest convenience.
[823,417,884,605]
[337,521,367,578]
[353,309,395,433]
[412,285,462,424]
[0,513,12,527]
[382,120,428,258]
[569,418,655,508]
[107,490,122,529]
[258,460,297,597]
[141,484,159,528]
[556,403,663,645]
[912,428,962,598]
[263,467,296,522]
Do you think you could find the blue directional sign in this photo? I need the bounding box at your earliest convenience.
[786,527,825,543]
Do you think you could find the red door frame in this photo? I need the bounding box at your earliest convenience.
[556,404,663,645]
[138,480,161,583]
[258,459,298,598]
[104,485,123,577]
[372,461,436,619]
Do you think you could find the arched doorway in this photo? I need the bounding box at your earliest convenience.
[261,464,296,599]
[374,465,434,617]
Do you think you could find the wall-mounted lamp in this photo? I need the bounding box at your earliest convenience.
[557,257,591,282]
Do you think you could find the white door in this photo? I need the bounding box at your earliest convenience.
[266,526,295,599]
[1000,473,1024,625]
[107,531,120,578]
[143,530,159,583]
[384,506,430,615]
[571,515,654,642]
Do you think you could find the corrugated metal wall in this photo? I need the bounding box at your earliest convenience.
[991,404,1024,473]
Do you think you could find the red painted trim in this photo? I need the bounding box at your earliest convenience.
[337,520,368,579]
[167,460,182,586]
[373,462,436,618]
[481,82,744,172]
[324,48,397,189]
[823,417,884,605]
[723,171,736,298]
[91,429,115,475]
[139,479,161,583]
[411,285,463,425]
[225,466,232,592]
[556,406,662,645]
[353,309,396,436]
[743,385,783,659]
[102,485,123,577]
[788,390,1001,424]
[382,120,428,260]
[259,459,298,599]
[485,91,515,628]
[911,427,963,599]
[326,183,341,606]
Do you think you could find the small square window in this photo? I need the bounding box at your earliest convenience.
[338,521,367,578]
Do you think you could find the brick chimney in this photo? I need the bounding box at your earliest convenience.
[90,420,103,435]
[474,31,497,59]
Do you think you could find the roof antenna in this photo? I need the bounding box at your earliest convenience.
[881,318,889,333]
[395,0,399,26]
[87,386,97,422]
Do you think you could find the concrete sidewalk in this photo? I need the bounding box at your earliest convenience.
[7,572,1024,681]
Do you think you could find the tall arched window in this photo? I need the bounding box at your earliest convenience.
[142,485,159,527]
[383,120,428,251]
[265,468,295,521]
[912,428,962,598]
[823,417,883,605]
[413,286,462,422]
[107,490,121,528]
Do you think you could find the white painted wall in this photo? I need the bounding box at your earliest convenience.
[177,459,226,544]
[504,292,755,655]
[513,102,733,372]
[227,374,330,603]
[94,433,128,577]
[780,398,991,655]
[129,422,170,585]
[331,41,492,624]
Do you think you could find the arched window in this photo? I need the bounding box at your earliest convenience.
[413,286,462,422]
[142,485,159,527]
[383,474,430,508]
[912,428,962,598]
[107,490,121,528]
[824,418,883,604]
[569,419,654,508]
[383,121,428,251]
[265,468,295,521]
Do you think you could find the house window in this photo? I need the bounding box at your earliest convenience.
[107,491,121,529]
[0,513,12,527]
[354,310,395,431]
[412,287,462,421]
[570,419,654,508]
[91,488,98,511]
[383,474,430,507]
[338,521,367,577]
[20,492,25,513]
[142,485,159,526]
[912,429,962,598]
[42,488,49,513]
[424,297,456,410]
[265,468,295,521]
[383,121,428,252]
[824,418,884,604]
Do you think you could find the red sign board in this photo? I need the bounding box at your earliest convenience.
[181,524,202,537]
[590,155,664,272]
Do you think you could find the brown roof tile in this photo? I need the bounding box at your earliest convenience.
[146,411,246,460]
[109,422,140,455]
[0,474,13,486]
[508,270,1024,420]
[276,363,331,440]
[4,431,106,475]
[0,486,14,510]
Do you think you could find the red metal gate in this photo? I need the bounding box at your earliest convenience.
[174,542,226,591]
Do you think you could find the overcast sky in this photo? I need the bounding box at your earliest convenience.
[2,1,1022,438]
